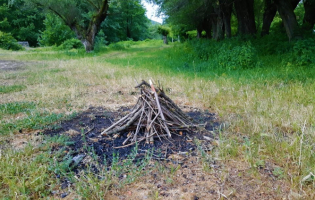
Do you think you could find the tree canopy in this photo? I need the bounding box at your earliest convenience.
[20,0,110,51]
[148,0,315,41]
[0,0,45,46]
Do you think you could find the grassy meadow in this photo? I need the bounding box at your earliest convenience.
[1,39,315,199]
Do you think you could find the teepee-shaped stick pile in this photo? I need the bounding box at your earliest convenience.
[101,80,195,147]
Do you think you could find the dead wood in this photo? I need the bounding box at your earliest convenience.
[101,80,196,147]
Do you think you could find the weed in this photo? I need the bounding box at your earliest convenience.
[0,101,36,117]
[290,38,315,66]
[195,139,214,172]
[0,85,26,94]
[0,145,56,199]
[273,167,285,179]
[0,112,67,135]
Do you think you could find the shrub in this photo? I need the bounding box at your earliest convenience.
[39,14,74,47]
[94,30,108,52]
[0,31,23,50]
[108,42,125,50]
[217,41,258,69]
[58,38,84,50]
[290,38,315,66]
[254,34,292,55]
[187,39,215,61]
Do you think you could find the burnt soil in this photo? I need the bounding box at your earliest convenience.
[43,106,219,169]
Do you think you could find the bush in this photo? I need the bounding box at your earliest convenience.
[39,14,74,47]
[290,38,315,66]
[58,38,84,50]
[217,41,258,69]
[187,39,216,61]
[0,31,23,50]
[254,34,292,55]
[108,43,125,50]
[94,30,108,52]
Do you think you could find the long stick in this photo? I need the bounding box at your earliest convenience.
[149,80,172,138]
[101,108,142,135]
[100,104,140,135]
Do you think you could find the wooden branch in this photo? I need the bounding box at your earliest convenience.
[101,105,140,135]
[150,80,172,138]
[105,108,142,135]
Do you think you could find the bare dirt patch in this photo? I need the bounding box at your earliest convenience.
[0,60,26,71]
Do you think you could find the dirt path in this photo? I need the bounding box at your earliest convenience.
[0,60,26,71]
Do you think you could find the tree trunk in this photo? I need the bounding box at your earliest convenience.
[234,0,257,35]
[303,0,315,33]
[261,0,277,36]
[220,0,232,38]
[215,13,224,40]
[81,0,109,52]
[274,0,300,40]
[163,35,168,44]
[82,39,94,52]
[211,16,218,40]
[197,28,202,39]
[203,19,212,39]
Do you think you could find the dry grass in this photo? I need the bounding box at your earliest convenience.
[1,43,315,199]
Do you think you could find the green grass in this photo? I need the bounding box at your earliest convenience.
[0,140,59,199]
[0,84,26,94]
[0,101,36,115]
[0,111,77,135]
[1,39,315,198]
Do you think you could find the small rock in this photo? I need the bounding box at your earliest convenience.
[60,192,68,198]
[72,154,86,166]
[61,182,68,189]
[193,195,199,200]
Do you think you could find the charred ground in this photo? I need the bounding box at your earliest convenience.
[43,106,219,167]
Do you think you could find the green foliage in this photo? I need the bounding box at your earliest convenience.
[39,14,74,46]
[290,38,315,66]
[108,42,126,50]
[217,41,258,69]
[186,39,216,60]
[0,84,26,93]
[254,34,293,55]
[147,23,162,40]
[58,38,84,50]
[186,30,197,39]
[185,39,258,70]
[94,30,108,52]
[157,25,170,36]
[102,0,149,42]
[0,0,45,46]
[0,31,23,50]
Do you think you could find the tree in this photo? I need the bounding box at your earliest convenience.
[0,0,45,46]
[303,0,315,33]
[273,0,300,40]
[157,25,170,44]
[20,0,110,52]
[234,0,257,36]
[38,14,74,46]
[261,0,277,36]
[101,0,149,42]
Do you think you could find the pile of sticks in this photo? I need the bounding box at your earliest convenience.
[100,80,195,147]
